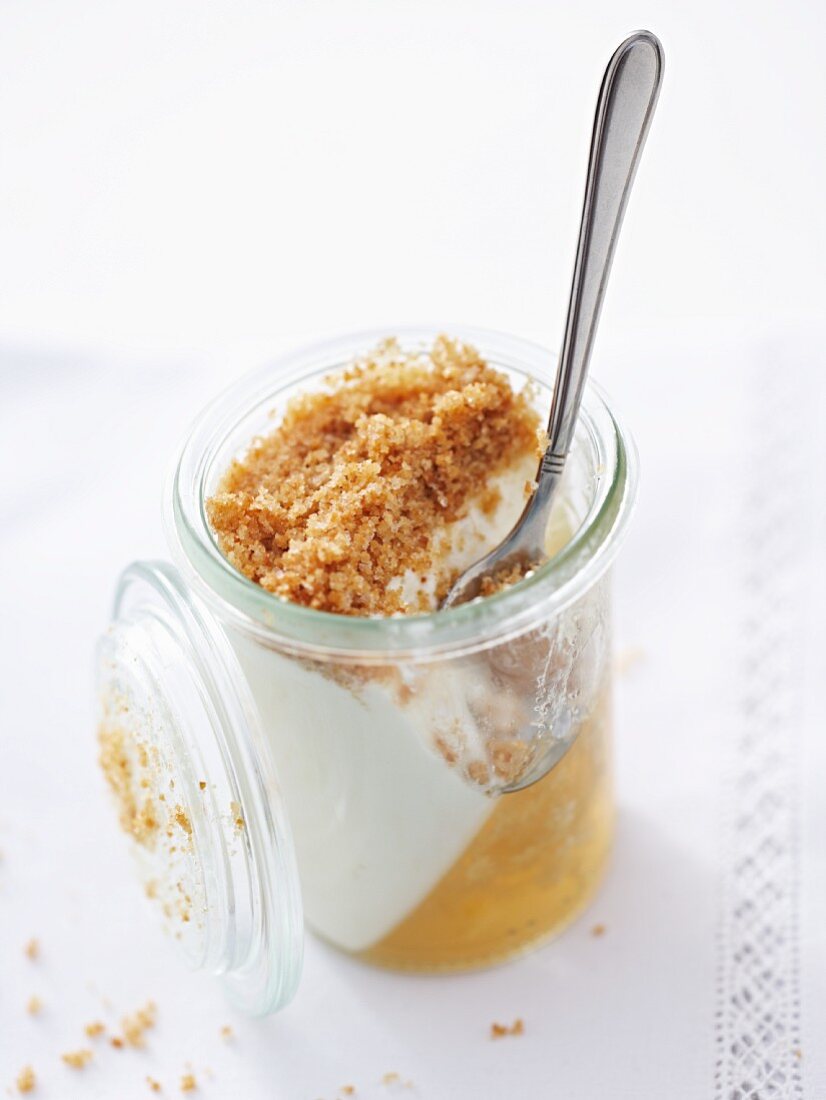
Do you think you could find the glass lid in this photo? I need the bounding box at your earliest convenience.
[95,560,303,1015]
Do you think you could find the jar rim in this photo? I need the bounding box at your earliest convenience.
[166,325,638,660]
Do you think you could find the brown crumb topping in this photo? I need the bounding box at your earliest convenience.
[490,1018,524,1039]
[478,557,542,598]
[207,336,539,616]
[16,1066,36,1094]
[23,938,39,961]
[180,1073,197,1092]
[61,1049,93,1069]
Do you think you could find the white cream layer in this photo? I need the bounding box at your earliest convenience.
[232,634,493,952]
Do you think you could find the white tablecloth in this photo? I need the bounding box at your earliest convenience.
[1,326,824,1098]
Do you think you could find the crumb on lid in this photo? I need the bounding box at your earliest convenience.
[180,1073,197,1092]
[84,1020,106,1038]
[24,939,39,961]
[26,995,43,1016]
[97,712,197,926]
[97,723,161,848]
[173,807,192,836]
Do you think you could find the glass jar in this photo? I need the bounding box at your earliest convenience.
[96,326,637,1015]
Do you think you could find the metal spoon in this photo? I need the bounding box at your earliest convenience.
[441,30,664,609]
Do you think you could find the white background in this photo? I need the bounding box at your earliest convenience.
[0,0,824,360]
[1,3,824,1098]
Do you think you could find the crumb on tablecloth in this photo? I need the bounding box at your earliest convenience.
[119,1001,157,1048]
[16,1066,36,1094]
[61,1049,93,1069]
[380,1072,414,1089]
[616,646,646,677]
[25,995,43,1016]
[490,1018,524,1039]
[23,939,39,961]
[180,1073,197,1092]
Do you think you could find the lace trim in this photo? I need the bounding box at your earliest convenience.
[715,353,804,1099]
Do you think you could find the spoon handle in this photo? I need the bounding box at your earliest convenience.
[543,31,663,473]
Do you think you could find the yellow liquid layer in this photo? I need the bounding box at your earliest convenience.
[358,694,613,972]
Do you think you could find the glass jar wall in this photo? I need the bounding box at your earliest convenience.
[98,327,637,1011]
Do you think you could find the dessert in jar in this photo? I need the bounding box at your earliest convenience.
[96,327,637,1014]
